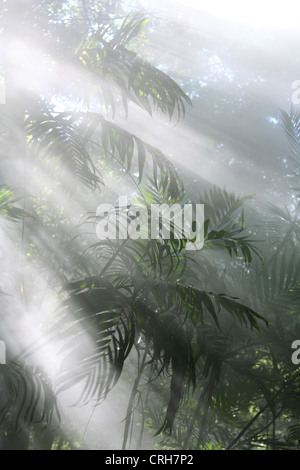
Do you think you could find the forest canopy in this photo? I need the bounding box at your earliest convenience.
[0,0,299,451]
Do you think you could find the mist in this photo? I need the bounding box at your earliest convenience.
[0,0,299,451]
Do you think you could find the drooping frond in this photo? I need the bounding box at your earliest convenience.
[26,110,183,196]
[77,111,183,193]
[185,187,263,265]
[0,186,31,221]
[281,107,300,170]
[51,278,135,403]
[25,111,103,192]
[263,202,300,255]
[151,281,268,331]
[253,251,300,312]
[75,16,191,120]
[200,186,252,229]
[0,362,60,433]
[48,277,196,434]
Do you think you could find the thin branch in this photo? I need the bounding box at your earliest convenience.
[225,374,299,450]
[122,346,148,450]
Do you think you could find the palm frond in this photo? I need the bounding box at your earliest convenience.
[79,111,183,193]
[281,107,300,170]
[26,111,103,192]
[254,251,300,311]
[200,187,252,229]
[160,282,268,331]
[26,109,183,196]
[0,186,31,221]
[75,21,191,120]
[188,187,262,265]
[52,278,134,403]
[0,362,60,433]
[48,277,196,435]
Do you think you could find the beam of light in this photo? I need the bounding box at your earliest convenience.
[1,0,298,451]
[0,341,6,364]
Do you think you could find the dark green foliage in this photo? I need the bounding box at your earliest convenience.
[0,0,299,451]
[0,363,60,443]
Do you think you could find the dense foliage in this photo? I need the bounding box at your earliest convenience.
[0,0,299,450]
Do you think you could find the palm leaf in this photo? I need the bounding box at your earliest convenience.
[75,21,191,120]
[0,362,60,433]
[26,111,103,192]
